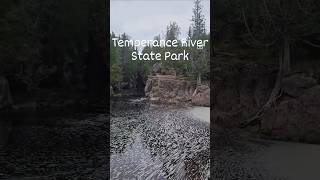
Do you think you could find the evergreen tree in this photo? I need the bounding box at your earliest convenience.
[165,22,181,41]
[190,0,209,84]
[191,0,206,39]
[110,32,122,86]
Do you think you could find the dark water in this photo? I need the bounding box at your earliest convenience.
[0,112,108,179]
[110,98,210,179]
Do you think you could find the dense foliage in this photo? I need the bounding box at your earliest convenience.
[213,0,320,126]
[0,0,107,102]
[110,0,210,92]
[214,0,320,60]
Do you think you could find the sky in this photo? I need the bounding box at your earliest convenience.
[110,0,210,41]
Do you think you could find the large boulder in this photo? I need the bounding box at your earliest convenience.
[282,73,317,97]
[261,85,320,143]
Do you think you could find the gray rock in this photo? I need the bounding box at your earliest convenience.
[261,85,320,143]
[282,73,317,97]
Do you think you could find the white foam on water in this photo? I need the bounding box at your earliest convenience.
[187,106,210,123]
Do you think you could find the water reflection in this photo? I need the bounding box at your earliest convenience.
[110,99,210,179]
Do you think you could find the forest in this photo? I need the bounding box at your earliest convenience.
[0,1,109,178]
[0,0,107,111]
[213,0,320,142]
[110,0,210,95]
[212,1,320,178]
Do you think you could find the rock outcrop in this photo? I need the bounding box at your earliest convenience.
[261,82,320,143]
[213,58,320,143]
[145,75,210,106]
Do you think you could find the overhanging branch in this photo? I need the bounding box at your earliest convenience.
[241,7,277,47]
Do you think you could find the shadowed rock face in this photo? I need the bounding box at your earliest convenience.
[262,85,320,143]
[213,58,320,143]
[212,60,276,127]
[145,75,210,106]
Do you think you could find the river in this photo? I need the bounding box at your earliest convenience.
[0,97,210,179]
[110,98,210,179]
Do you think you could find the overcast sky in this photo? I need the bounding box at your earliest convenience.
[110,0,210,41]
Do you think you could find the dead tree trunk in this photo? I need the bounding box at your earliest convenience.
[283,38,291,75]
[0,76,13,148]
[241,38,290,127]
[0,76,13,110]
[197,73,202,85]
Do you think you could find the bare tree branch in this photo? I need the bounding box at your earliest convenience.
[295,0,312,15]
[241,7,277,47]
[300,38,320,48]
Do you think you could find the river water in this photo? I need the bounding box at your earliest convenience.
[110,98,210,179]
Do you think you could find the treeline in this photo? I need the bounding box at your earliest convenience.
[0,0,107,104]
[214,0,320,67]
[214,0,320,126]
[110,0,210,93]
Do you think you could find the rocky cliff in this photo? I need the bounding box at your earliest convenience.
[145,75,210,107]
[213,57,320,143]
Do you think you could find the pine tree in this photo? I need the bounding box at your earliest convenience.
[165,22,181,41]
[191,0,206,39]
[190,0,208,84]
